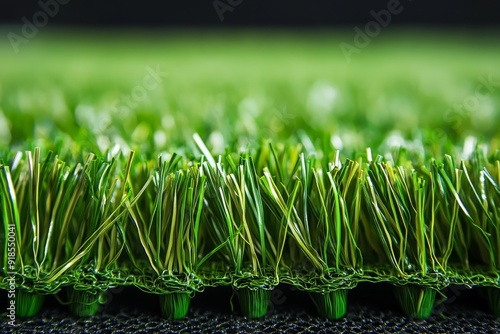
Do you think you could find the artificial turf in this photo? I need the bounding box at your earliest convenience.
[1,29,500,320]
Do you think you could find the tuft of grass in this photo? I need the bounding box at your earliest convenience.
[15,290,45,318]
[235,287,270,318]
[198,136,281,289]
[485,287,500,316]
[394,285,436,319]
[124,153,206,317]
[159,293,191,320]
[67,288,101,317]
[0,149,148,316]
[310,290,348,320]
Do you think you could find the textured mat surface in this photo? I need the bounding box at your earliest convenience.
[2,284,499,333]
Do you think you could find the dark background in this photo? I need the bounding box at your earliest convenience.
[2,283,499,333]
[0,0,499,26]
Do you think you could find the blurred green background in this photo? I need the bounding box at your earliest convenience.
[1,29,500,156]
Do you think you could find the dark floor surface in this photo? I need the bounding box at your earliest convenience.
[1,283,499,333]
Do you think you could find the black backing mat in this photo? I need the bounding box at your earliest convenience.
[2,283,499,333]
